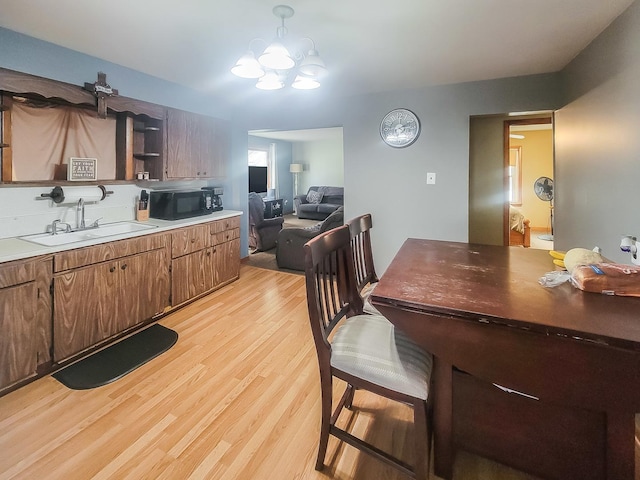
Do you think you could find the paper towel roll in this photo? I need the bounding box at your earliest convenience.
[58,186,104,204]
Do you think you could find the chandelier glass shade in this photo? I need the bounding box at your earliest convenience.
[231,5,326,90]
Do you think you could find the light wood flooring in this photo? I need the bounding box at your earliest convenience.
[0,265,636,479]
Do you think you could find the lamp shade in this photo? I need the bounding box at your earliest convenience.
[231,51,265,79]
[292,74,320,90]
[258,41,295,70]
[298,49,326,77]
[256,70,285,90]
[289,163,303,173]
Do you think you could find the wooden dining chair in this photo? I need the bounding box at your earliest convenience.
[346,213,379,291]
[347,213,382,315]
[303,225,433,479]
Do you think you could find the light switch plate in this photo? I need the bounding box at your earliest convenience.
[427,172,436,184]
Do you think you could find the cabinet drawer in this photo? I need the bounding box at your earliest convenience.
[0,259,36,288]
[171,225,209,258]
[211,216,240,234]
[54,233,169,272]
[211,228,240,246]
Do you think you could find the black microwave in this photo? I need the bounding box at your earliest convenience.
[149,189,214,220]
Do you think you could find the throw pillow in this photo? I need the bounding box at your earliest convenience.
[306,190,324,204]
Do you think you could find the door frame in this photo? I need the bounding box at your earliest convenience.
[502,117,553,246]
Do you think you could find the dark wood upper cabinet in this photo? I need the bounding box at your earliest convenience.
[0,68,229,183]
[165,108,228,180]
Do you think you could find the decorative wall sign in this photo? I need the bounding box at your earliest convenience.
[68,157,97,181]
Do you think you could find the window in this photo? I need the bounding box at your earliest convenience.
[248,144,278,195]
[509,146,522,205]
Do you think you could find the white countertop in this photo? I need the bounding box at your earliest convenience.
[0,210,243,264]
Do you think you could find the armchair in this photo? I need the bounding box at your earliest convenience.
[248,192,284,251]
[276,207,344,271]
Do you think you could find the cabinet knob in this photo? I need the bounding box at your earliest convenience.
[206,251,211,256]
[109,266,116,273]
[191,238,196,243]
[121,263,128,270]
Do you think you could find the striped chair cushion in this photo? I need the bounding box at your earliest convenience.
[331,314,432,400]
[361,282,381,315]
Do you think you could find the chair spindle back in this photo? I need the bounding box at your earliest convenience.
[347,214,379,292]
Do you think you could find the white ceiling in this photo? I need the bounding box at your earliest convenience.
[250,127,343,142]
[0,0,634,100]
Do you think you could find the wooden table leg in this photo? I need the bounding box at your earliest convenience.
[433,357,453,480]
[605,411,635,480]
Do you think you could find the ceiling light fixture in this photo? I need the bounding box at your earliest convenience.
[231,5,326,90]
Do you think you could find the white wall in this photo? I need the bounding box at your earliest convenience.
[293,134,344,194]
[555,0,640,263]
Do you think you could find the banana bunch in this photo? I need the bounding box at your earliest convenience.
[549,250,566,269]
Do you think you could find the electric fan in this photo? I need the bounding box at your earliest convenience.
[534,176,554,241]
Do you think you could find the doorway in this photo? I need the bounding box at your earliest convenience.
[505,118,554,249]
[469,113,554,249]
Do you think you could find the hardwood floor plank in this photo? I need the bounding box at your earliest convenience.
[0,264,635,480]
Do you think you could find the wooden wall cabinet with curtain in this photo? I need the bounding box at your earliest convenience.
[0,68,229,183]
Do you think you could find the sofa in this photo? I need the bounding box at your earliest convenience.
[294,186,344,220]
[276,207,344,271]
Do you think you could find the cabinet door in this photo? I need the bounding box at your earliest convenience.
[171,224,209,258]
[0,283,36,389]
[165,108,228,179]
[53,261,118,362]
[214,238,240,288]
[171,248,215,306]
[166,108,198,179]
[117,249,170,332]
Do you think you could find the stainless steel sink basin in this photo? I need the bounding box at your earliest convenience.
[20,222,158,247]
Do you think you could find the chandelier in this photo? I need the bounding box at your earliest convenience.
[231,5,327,90]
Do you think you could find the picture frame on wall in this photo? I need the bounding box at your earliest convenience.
[67,157,97,181]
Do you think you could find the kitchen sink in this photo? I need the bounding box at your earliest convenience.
[20,222,158,247]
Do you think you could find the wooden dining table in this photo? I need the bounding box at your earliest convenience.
[370,239,640,480]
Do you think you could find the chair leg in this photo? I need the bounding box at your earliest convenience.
[316,374,333,471]
[345,384,356,409]
[413,399,429,480]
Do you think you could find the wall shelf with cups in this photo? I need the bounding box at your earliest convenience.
[116,113,165,181]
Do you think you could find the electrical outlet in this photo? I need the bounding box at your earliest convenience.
[427,172,436,184]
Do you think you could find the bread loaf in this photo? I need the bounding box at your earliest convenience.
[570,263,640,296]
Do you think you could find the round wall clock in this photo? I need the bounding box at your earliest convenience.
[380,108,420,148]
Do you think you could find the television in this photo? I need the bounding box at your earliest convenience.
[248,166,268,194]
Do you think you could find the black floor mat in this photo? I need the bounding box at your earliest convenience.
[53,324,178,390]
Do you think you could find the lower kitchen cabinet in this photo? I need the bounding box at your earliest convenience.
[171,247,215,306]
[171,216,240,306]
[0,257,51,390]
[0,214,240,395]
[0,283,36,388]
[53,237,170,362]
[212,233,240,287]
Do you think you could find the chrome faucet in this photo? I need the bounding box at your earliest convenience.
[51,219,72,235]
[77,198,85,230]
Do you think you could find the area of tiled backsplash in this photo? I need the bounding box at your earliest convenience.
[0,181,209,239]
